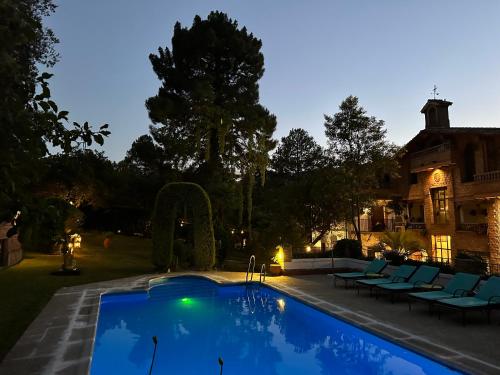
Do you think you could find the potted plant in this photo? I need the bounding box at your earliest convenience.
[103,232,113,249]
[269,246,285,276]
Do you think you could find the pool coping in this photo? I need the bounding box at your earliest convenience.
[1,272,499,374]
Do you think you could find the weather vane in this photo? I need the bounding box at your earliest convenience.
[431,84,439,100]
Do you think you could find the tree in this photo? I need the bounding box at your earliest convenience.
[146,11,276,236]
[254,129,340,248]
[0,0,109,251]
[324,96,399,245]
[271,128,324,177]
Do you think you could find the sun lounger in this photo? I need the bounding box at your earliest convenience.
[407,272,481,313]
[333,259,388,288]
[375,265,439,302]
[435,276,500,325]
[355,264,417,296]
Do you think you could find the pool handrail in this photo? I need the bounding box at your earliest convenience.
[260,263,266,283]
[246,255,256,283]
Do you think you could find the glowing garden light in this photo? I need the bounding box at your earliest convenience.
[273,245,285,270]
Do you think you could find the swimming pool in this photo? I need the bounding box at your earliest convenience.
[90,276,461,375]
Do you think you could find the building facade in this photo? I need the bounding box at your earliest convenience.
[394,99,500,271]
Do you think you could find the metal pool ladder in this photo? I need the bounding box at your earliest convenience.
[259,264,266,283]
[246,255,256,283]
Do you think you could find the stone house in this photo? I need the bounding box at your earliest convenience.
[388,99,500,271]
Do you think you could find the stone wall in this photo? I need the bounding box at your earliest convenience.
[488,199,500,267]
[454,231,489,253]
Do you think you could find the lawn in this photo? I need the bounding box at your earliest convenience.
[0,232,154,361]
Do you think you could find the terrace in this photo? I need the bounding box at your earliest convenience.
[1,269,499,374]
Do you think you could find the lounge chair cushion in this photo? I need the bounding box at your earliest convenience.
[438,276,500,308]
[334,259,387,280]
[408,290,454,301]
[357,264,417,286]
[357,278,394,286]
[442,272,481,294]
[438,297,489,308]
[408,272,481,301]
[378,265,439,291]
[334,272,366,279]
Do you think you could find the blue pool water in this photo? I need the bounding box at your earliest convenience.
[90,277,461,375]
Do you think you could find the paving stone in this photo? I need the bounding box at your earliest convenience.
[54,360,90,375]
[69,327,95,341]
[0,355,52,375]
[63,342,91,361]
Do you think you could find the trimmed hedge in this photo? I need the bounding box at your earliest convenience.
[152,182,215,270]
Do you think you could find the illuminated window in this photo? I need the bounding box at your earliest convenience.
[432,235,451,263]
[432,188,448,224]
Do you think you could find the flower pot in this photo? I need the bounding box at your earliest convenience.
[103,237,111,249]
[63,252,74,269]
[269,263,282,276]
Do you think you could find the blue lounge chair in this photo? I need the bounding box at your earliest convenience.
[407,272,481,313]
[333,259,388,288]
[435,276,500,325]
[355,264,417,296]
[375,265,440,302]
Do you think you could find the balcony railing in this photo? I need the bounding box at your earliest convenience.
[410,143,452,171]
[359,218,398,232]
[473,170,500,182]
[457,223,488,235]
[406,222,426,230]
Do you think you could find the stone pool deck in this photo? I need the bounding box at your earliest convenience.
[0,272,499,375]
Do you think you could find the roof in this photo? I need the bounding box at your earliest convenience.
[404,126,500,150]
[420,99,453,113]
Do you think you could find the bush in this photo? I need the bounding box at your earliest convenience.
[404,259,456,274]
[19,198,83,253]
[333,239,362,259]
[383,250,405,265]
[454,251,488,275]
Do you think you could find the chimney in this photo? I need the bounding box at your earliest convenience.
[420,99,452,129]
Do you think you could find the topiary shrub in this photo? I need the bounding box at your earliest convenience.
[152,182,215,270]
[333,239,362,259]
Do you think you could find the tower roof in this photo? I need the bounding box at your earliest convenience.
[420,99,453,113]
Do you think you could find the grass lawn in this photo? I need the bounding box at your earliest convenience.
[0,232,154,361]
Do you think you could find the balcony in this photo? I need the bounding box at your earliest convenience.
[473,170,500,183]
[406,222,426,230]
[359,218,398,232]
[457,223,488,235]
[410,143,452,172]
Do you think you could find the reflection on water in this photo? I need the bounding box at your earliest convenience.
[91,279,460,375]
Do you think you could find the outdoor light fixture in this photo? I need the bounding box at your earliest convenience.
[53,233,81,275]
[273,245,285,270]
[306,246,312,252]
[67,233,82,253]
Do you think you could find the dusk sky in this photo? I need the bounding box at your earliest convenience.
[45,0,500,161]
